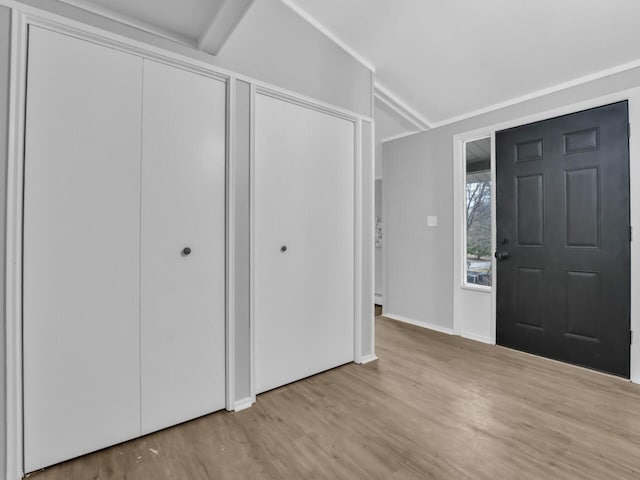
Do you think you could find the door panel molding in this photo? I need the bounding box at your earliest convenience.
[496,101,629,377]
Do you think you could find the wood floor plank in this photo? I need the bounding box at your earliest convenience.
[27,316,640,480]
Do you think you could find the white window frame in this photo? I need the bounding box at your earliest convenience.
[462,136,493,292]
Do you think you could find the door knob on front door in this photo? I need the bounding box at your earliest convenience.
[495,251,510,261]
[182,247,192,256]
[280,245,287,252]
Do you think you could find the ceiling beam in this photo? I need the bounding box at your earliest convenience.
[198,0,255,55]
[55,0,198,47]
[374,83,431,132]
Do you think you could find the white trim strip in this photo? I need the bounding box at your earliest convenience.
[358,354,378,365]
[380,130,421,144]
[233,397,254,412]
[248,82,257,404]
[225,77,236,411]
[256,85,364,123]
[354,119,363,363]
[280,0,375,72]
[383,313,454,335]
[6,9,27,479]
[374,83,430,131]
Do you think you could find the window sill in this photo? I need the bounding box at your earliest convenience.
[461,284,492,293]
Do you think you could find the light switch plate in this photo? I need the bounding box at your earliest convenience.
[427,216,438,227]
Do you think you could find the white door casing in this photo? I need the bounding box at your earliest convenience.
[254,93,355,394]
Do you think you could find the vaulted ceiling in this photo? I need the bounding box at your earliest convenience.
[63,0,225,42]
[289,0,640,139]
[56,0,255,54]
[45,1,640,143]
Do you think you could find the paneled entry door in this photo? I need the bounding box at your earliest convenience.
[496,101,631,377]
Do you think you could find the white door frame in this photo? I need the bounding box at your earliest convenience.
[3,4,372,479]
[453,88,640,384]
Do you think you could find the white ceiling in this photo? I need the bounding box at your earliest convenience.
[49,0,640,142]
[289,0,640,129]
[466,137,491,164]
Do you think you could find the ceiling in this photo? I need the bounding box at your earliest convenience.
[56,0,254,52]
[374,96,419,144]
[289,0,640,133]
[74,0,224,40]
[48,1,640,142]
[466,138,491,164]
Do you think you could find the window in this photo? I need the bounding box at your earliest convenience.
[464,137,492,288]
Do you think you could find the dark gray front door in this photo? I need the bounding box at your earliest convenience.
[496,101,631,377]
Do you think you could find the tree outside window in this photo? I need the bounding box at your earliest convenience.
[465,138,492,287]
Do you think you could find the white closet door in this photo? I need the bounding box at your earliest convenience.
[254,94,355,394]
[140,60,226,434]
[23,28,143,472]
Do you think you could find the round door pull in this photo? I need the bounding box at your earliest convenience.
[182,247,192,256]
[495,251,510,261]
[280,245,287,252]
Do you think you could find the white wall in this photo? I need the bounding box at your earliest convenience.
[375,141,383,179]
[383,64,640,377]
[383,132,452,331]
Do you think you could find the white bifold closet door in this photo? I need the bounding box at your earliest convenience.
[140,59,226,434]
[23,28,144,472]
[254,94,355,394]
[23,27,226,472]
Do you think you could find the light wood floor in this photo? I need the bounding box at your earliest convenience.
[29,316,640,479]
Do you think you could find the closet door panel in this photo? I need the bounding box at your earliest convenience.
[140,60,226,434]
[23,27,143,472]
[254,94,355,394]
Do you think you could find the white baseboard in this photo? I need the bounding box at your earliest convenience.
[383,313,454,335]
[233,397,254,412]
[358,354,378,364]
[374,293,384,305]
[459,331,493,345]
